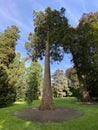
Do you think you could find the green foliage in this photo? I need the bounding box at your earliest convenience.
[0,25,20,107]
[76,12,98,99]
[25,7,69,62]
[66,68,80,97]
[66,68,79,88]
[0,25,20,66]
[64,12,98,101]
[8,53,26,101]
[0,64,16,107]
[25,62,42,105]
[52,69,72,97]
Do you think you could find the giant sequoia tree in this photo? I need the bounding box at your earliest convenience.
[25,7,69,110]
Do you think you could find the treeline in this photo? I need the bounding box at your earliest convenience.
[0,26,42,107]
[0,7,98,108]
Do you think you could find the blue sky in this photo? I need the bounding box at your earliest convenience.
[0,0,98,73]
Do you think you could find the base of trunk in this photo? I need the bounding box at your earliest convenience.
[82,91,91,102]
[39,100,56,110]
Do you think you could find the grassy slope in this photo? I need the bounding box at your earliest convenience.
[0,97,98,130]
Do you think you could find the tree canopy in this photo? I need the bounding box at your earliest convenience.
[0,25,20,66]
[25,7,69,62]
[0,25,20,107]
[67,12,98,101]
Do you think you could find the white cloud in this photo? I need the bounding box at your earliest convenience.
[28,0,45,11]
[80,0,87,12]
[0,9,30,31]
[0,0,31,32]
[66,10,79,26]
[54,0,79,26]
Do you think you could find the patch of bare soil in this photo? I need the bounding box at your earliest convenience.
[17,107,83,122]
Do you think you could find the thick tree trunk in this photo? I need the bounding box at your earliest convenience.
[80,80,91,102]
[39,30,55,110]
[71,50,91,102]
[82,90,91,102]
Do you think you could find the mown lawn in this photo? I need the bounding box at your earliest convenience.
[0,97,98,130]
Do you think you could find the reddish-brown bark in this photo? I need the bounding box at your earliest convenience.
[39,30,55,110]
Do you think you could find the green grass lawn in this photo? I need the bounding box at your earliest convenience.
[0,97,98,130]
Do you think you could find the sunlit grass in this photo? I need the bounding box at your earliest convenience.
[0,97,98,130]
[15,101,26,104]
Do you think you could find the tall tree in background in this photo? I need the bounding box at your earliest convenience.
[67,12,98,101]
[52,69,72,98]
[25,62,42,105]
[0,25,20,66]
[77,12,98,101]
[66,68,80,97]
[25,7,69,110]
[0,25,20,107]
[8,53,26,101]
[66,68,79,88]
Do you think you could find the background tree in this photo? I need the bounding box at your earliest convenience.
[25,62,42,105]
[0,64,15,107]
[66,12,98,101]
[52,69,72,98]
[0,25,20,66]
[8,53,26,101]
[0,25,20,107]
[65,67,80,97]
[25,7,69,110]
